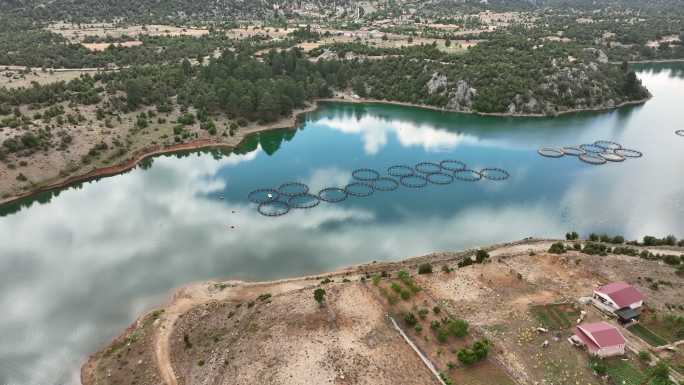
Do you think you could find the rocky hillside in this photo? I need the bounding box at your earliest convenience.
[340,41,650,115]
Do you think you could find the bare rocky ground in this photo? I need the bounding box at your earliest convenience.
[81,239,684,385]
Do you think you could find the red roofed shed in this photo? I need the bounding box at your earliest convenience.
[570,322,626,358]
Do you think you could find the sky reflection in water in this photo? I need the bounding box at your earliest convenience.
[0,63,683,385]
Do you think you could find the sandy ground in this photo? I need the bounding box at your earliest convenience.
[0,68,94,88]
[81,239,684,385]
[82,41,143,52]
[49,23,209,42]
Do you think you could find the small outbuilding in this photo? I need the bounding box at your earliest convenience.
[593,281,644,322]
[569,321,626,358]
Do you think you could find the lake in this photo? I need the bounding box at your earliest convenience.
[1,63,683,385]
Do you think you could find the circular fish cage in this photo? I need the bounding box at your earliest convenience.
[480,168,510,181]
[598,152,626,162]
[352,168,381,182]
[579,144,606,154]
[538,147,564,158]
[345,182,375,197]
[561,146,586,156]
[317,187,348,203]
[579,153,607,165]
[614,148,643,158]
[427,172,454,185]
[288,193,321,209]
[278,182,309,197]
[594,140,622,151]
[388,165,416,177]
[248,188,280,204]
[414,162,442,174]
[676,130,684,137]
[439,159,467,172]
[399,175,429,188]
[257,201,290,217]
[454,169,483,182]
[371,177,400,191]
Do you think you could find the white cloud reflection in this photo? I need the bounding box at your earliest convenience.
[319,114,478,154]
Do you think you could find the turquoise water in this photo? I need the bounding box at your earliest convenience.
[1,63,683,384]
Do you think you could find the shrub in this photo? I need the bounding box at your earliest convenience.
[436,328,450,343]
[257,293,271,302]
[16,173,27,181]
[589,233,599,242]
[418,263,433,274]
[371,275,381,285]
[476,249,490,263]
[441,265,451,273]
[177,113,195,125]
[472,339,490,360]
[582,242,608,256]
[314,288,326,305]
[446,319,469,338]
[638,350,651,362]
[404,312,418,327]
[548,242,566,254]
[457,348,478,365]
[415,324,423,333]
[566,231,579,240]
[433,306,441,314]
[418,308,429,319]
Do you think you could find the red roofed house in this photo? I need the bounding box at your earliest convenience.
[570,322,626,358]
[593,281,644,322]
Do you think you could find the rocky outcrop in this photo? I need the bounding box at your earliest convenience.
[427,72,448,94]
[446,80,477,111]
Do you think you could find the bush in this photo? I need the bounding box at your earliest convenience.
[446,319,469,338]
[638,350,651,362]
[433,306,441,314]
[418,308,429,319]
[418,263,433,274]
[415,324,423,333]
[589,233,599,242]
[457,348,478,365]
[404,312,418,327]
[476,249,490,263]
[177,113,196,125]
[472,339,490,360]
[436,328,450,343]
[582,242,609,256]
[548,242,566,254]
[566,231,579,240]
[313,288,326,305]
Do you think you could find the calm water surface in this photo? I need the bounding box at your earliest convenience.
[1,64,684,384]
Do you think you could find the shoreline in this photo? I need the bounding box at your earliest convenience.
[80,237,684,385]
[319,94,651,118]
[0,94,651,207]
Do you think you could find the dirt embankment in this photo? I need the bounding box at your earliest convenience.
[81,239,684,385]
